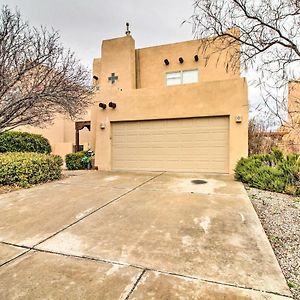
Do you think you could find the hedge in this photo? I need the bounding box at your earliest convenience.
[0,131,51,154]
[65,151,89,170]
[235,149,300,195]
[0,152,63,187]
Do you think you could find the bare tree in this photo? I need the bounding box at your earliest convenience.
[248,118,286,155]
[190,0,300,126]
[0,6,92,133]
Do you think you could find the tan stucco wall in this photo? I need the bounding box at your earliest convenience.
[90,34,248,174]
[93,35,240,91]
[17,113,91,158]
[92,83,248,173]
[99,36,136,91]
[137,39,239,89]
[287,81,300,123]
[279,80,300,152]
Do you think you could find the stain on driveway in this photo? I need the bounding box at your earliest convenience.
[0,171,293,299]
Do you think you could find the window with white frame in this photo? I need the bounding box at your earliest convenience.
[166,72,181,86]
[166,69,198,86]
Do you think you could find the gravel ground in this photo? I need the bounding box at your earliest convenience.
[246,186,300,299]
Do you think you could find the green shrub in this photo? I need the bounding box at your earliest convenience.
[0,131,51,154]
[65,151,89,170]
[0,152,63,187]
[235,149,300,195]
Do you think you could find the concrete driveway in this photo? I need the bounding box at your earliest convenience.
[0,171,292,299]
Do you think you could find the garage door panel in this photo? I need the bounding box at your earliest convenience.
[113,146,227,155]
[114,146,227,156]
[114,132,228,143]
[114,138,227,147]
[112,117,229,173]
[113,161,227,173]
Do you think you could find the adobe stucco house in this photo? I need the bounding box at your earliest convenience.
[19,30,248,174]
[279,80,300,152]
[89,31,248,174]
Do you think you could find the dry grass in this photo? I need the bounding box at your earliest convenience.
[0,185,21,194]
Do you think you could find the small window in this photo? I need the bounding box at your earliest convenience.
[166,69,198,86]
[166,72,181,86]
[182,70,198,84]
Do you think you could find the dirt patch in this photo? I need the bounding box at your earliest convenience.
[246,186,300,299]
[0,185,21,194]
[0,174,71,195]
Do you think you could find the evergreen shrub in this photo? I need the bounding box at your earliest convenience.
[235,149,300,195]
[0,152,63,187]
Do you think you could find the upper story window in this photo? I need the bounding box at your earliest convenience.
[166,69,198,86]
[166,72,181,86]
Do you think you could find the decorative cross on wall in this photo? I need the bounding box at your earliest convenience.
[108,73,118,84]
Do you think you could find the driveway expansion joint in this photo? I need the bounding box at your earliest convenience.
[0,173,165,269]
[0,242,31,268]
[123,269,147,300]
[1,242,292,299]
[31,247,146,270]
[31,172,165,249]
[0,172,292,298]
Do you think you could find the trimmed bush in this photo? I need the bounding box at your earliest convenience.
[0,152,63,187]
[65,151,89,170]
[235,149,300,195]
[0,131,51,154]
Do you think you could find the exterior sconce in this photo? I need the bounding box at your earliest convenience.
[99,103,106,109]
[179,57,184,64]
[235,115,242,123]
[164,59,169,65]
[100,123,106,129]
[194,55,199,62]
[93,75,99,80]
[109,102,117,109]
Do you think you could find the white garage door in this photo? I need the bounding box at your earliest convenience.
[112,117,229,173]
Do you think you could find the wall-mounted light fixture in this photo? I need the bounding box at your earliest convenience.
[194,55,199,62]
[93,75,99,80]
[235,115,242,123]
[164,59,169,66]
[179,57,184,64]
[109,102,117,109]
[99,103,106,109]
